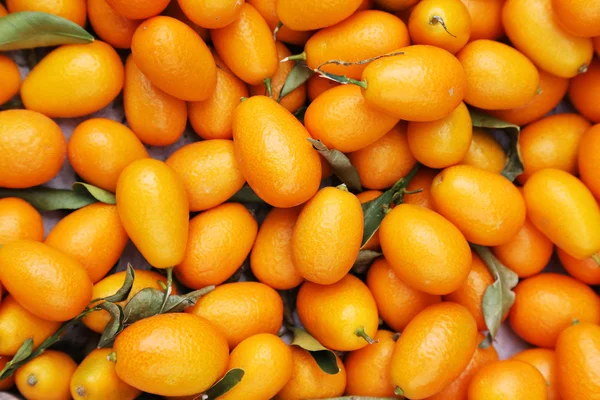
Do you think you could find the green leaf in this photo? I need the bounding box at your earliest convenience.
[308,139,362,191]
[291,328,340,375]
[202,368,245,399]
[472,245,519,347]
[97,303,124,348]
[0,11,94,51]
[122,288,164,325]
[101,264,135,303]
[72,182,116,204]
[469,109,523,182]
[294,106,307,124]
[163,286,215,313]
[228,185,264,204]
[279,61,313,101]
[361,190,393,248]
[0,187,97,211]
[10,338,34,364]
[352,250,382,274]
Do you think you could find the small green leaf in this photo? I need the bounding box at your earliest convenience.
[0,187,97,211]
[279,61,313,101]
[291,328,340,375]
[10,338,34,364]
[97,303,124,348]
[361,191,393,248]
[163,286,215,313]
[202,368,245,399]
[101,264,135,303]
[473,245,519,346]
[0,11,94,51]
[469,109,523,182]
[122,288,164,324]
[228,185,264,204]
[352,250,382,274]
[308,139,362,191]
[72,182,116,204]
[294,106,307,123]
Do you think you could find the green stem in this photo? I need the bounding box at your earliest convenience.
[394,387,405,396]
[273,21,283,41]
[158,267,173,314]
[107,352,117,363]
[391,163,421,205]
[591,253,600,267]
[354,327,377,344]
[240,97,248,103]
[430,15,456,37]
[264,78,273,98]
[281,52,307,63]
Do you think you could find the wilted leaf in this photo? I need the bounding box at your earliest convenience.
[279,61,313,101]
[470,109,523,182]
[228,185,264,204]
[202,368,245,399]
[308,139,362,191]
[163,286,215,313]
[0,187,97,211]
[473,245,519,347]
[352,250,383,274]
[72,182,116,204]
[122,288,164,324]
[97,303,124,348]
[0,11,94,50]
[101,264,135,303]
[291,328,340,375]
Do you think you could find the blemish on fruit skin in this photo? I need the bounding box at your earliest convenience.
[448,87,455,96]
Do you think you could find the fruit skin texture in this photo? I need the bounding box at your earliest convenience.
[105,0,169,19]
[70,348,141,400]
[132,16,216,102]
[232,96,321,208]
[444,252,495,331]
[492,219,554,278]
[247,0,313,45]
[276,0,363,31]
[305,84,400,153]
[502,0,593,78]
[556,322,600,400]
[349,123,416,189]
[362,45,466,122]
[407,101,473,168]
[175,203,257,289]
[296,274,379,352]
[569,58,600,122]
[0,55,20,106]
[219,334,293,400]
[188,282,284,349]
[211,3,277,85]
[0,296,60,356]
[523,168,600,259]
[116,159,189,269]
[579,124,600,199]
[250,207,304,290]
[558,248,600,285]
[404,168,438,210]
[458,0,504,41]
[517,113,590,184]
[15,350,77,400]
[0,240,93,322]
[468,359,548,400]
[21,41,124,118]
[114,313,229,396]
[68,117,149,192]
[7,0,86,26]
[457,40,539,110]
[305,10,410,80]
[166,140,245,211]
[177,0,245,29]
[391,302,478,399]
[553,0,600,37]
[250,41,306,113]
[510,273,600,348]
[512,348,559,400]
[307,75,339,101]
[409,0,472,54]
[0,109,66,189]
[124,56,187,146]
[45,203,128,283]
[344,330,397,397]
[431,165,526,246]
[489,69,569,126]
[426,333,499,400]
[292,187,363,285]
[380,204,472,295]
[275,346,346,400]
[460,128,505,174]
[189,67,248,140]
[83,269,173,334]
[0,198,44,245]
[356,190,384,250]
[87,0,141,49]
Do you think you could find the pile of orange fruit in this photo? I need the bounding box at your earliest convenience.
[0,0,600,399]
